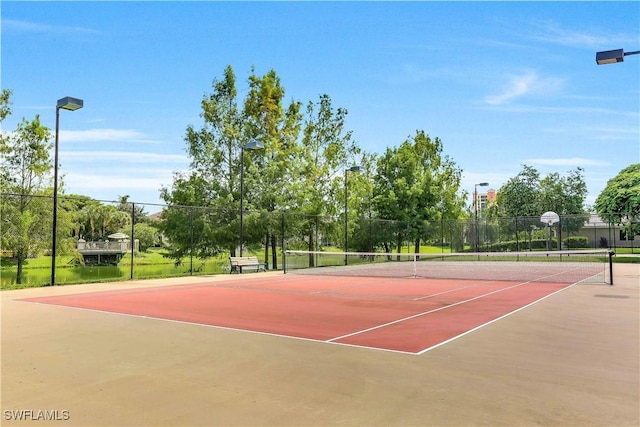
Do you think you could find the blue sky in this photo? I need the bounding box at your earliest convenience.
[2,1,639,212]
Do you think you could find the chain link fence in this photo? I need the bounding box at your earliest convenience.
[1,192,637,288]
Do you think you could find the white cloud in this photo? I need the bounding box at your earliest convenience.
[3,19,99,35]
[59,129,159,144]
[484,71,537,105]
[65,174,170,191]
[461,171,514,192]
[531,21,636,50]
[484,70,567,105]
[61,150,188,164]
[525,157,609,167]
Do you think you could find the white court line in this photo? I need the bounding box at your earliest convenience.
[415,280,581,355]
[16,270,586,357]
[17,299,418,356]
[327,270,571,343]
[412,283,486,301]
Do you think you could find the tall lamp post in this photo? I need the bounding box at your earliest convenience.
[344,165,362,265]
[51,96,83,286]
[596,48,640,65]
[474,182,489,253]
[239,139,264,256]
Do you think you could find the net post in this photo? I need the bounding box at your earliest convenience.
[608,251,615,285]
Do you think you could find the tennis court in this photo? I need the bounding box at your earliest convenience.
[13,274,600,354]
[2,254,638,426]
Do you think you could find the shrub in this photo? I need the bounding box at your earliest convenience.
[599,237,608,248]
[564,236,589,249]
[134,223,160,252]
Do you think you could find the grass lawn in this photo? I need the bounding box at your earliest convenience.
[1,248,232,289]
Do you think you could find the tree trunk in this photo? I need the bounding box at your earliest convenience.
[307,229,315,267]
[270,234,277,270]
[383,242,391,260]
[16,249,26,284]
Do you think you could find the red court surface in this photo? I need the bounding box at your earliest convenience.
[20,275,573,354]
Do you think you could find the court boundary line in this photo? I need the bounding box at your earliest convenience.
[17,299,418,356]
[415,280,580,355]
[327,274,570,343]
[412,282,486,301]
[17,272,586,356]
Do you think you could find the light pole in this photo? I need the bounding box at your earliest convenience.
[474,182,489,252]
[239,139,264,256]
[51,96,83,286]
[344,165,362,265]
[596,48,640,65]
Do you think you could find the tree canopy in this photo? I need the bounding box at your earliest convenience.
[160,66,364,262]
[160,66,468,261]
[595,163,640,236]
[372,131,464,253]
[0,93,54,284]
[497,165,587,222]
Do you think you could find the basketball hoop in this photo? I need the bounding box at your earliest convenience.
[541,211,560,226]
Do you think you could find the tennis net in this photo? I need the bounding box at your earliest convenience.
[283,249,614,285]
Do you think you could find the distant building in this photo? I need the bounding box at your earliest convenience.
[579,213,639,249]
[474,188,497,217]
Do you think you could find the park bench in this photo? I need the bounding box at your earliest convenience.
[229,256,267,274]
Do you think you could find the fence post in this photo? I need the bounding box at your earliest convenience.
[281,211,286,273]
[189,207,194,275]
[608,214,612,250]
[558,217,562,251]
[130,203,135,280]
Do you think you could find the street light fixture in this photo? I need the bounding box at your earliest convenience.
[596,48,640,65]
[51,96,83,286]
[344,165,363,265]
[474,182,489,253]
[239,139,264,256]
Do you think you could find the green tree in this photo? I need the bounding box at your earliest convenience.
[294,94,360,263]
[497,165,589,249]
[76,200,129,240]
[347,152,377,253]
[98,204,129,238]
[117,195,147,225]
[243,68,302,267]
[162,66,302,262]
[161,66,245,260]
[133,223,159,252]
[496,165,541,248]
[0,89,12,122]
[0,114,53,284]
[78,200,102,240]
[497,165,541,218]
[373,131,464,254]
[595,163,640,238]
[539,168,588,236]
[58,194,92,239]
